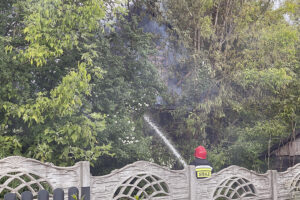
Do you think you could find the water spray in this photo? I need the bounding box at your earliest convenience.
[143,114,187,168]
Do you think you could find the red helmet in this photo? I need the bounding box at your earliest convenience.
[194,146,207,159]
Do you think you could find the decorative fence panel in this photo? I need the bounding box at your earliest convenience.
[90,161,189,199]
[0,156,89,199]
[0,156,300,199]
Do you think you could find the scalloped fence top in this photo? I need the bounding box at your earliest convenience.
[0,156,300,200]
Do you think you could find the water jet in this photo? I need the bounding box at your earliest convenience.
[143,114,187,168]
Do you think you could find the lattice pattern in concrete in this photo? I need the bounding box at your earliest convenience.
[290,173,300,193]
[113,173,169,199]
[213,176,257,200]
[0,171,52,199]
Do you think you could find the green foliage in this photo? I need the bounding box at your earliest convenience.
[0,0,162,171]
[0,0,111,165]
[0,135,22,158]
[72,193,84,200]
[20,0,107,66]
[90,11,163,174]
[135,195,143,200]
[1,0,298,174]
[152,0,300,171]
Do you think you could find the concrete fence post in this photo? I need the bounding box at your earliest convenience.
[188,165,197,200]
[80,161,90,200]
[270,170,278,200]
[80,161,90,187]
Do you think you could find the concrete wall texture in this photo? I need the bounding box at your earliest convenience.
[0,156,299,199]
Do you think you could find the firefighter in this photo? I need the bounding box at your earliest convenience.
[190,145,213,179]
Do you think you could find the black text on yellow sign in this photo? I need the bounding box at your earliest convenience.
[195,168,211,178]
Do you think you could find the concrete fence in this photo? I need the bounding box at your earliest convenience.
[0,156,299,199]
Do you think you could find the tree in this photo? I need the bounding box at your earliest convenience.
[0,0,163,171]
[89,7,164,175]
[155,0,299,171]
[0,0,114,165]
